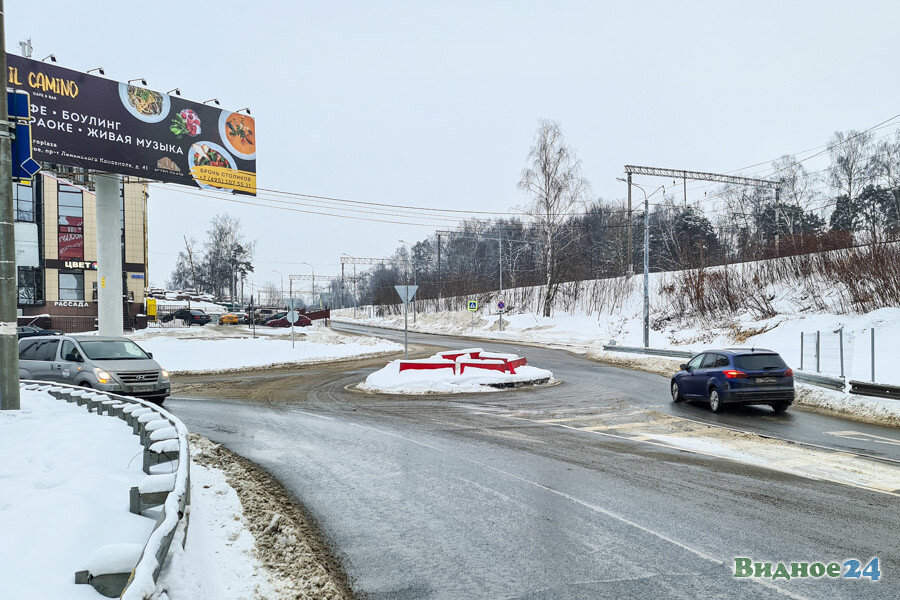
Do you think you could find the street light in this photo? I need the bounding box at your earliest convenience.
[617,178,664,348]
[301,261,316,308]
[271,269,284,308]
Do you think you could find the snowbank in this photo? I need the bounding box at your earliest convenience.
[0,390,154,599]
[361,358,553,394]
[127,326,402,374]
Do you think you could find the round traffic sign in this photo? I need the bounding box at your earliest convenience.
[497,301,506,310]
[287,310,299,323]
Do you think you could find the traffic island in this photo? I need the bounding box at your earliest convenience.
[359,349,554,394]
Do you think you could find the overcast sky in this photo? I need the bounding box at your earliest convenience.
[8,1,900,294]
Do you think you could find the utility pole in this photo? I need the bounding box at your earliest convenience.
[498,231,503,332]
[643,186,650,348]
[626,172,633,276]
[436,233,441,303]
[0,1,21,410]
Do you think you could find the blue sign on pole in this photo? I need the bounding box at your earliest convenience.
[7,90,41,182]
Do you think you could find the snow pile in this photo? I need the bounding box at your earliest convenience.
[361,350,553,394]
[128,327,402,374]
[0,389,154,599]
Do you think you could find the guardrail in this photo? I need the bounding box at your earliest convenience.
[19,380,190,599]
[849,380,900,399]
[793,370,846,391]
[602,344,693,359]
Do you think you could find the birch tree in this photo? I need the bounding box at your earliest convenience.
[518,120,589,316]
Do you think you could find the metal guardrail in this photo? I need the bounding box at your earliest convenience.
[793,370,846,391]
[602,344,693,359]
[849,380,900,400]
[19,380,190,599]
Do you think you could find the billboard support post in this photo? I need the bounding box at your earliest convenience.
[0,0,22,410]
[96,173,124,336]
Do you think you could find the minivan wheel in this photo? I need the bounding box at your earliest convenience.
[671,381,684,402]
[770,402,789,413]
[709,388,724,413]
[79,381,92,389]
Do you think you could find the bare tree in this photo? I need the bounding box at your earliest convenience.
[261,282,282,307]
[873,131,900,227]
[183,236,198,291]
[828,129,875,205]
[518,120,589,316]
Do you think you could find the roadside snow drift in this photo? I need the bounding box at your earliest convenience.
[0,390,154,599]
[361,350,553,394]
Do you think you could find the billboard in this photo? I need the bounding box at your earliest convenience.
[6,55,256,195]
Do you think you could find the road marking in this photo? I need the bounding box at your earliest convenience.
[827,430,900,446]
[340,418,813,600]
[292,409,334,420]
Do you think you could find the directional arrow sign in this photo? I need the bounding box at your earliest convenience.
[394,285,418,305]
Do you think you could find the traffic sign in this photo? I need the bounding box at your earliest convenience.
[497,301,506,310]
[286,298,304,309]
[287,310,299,323]
[7,90,41,182]
[394,285,418,305]
[467,300,478,312]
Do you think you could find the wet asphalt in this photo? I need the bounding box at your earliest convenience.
[166,323,900,600]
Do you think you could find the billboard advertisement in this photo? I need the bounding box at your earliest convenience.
[6,55,256,195]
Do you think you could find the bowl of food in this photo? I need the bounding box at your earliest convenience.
[118,83,170,123]
[219,111,256,159]
[187,141,237,190]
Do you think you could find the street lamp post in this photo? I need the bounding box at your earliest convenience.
[272,269,284,309]
[617,179,664,348]
[302,261,316,308]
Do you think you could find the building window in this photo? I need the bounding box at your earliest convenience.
[58,183,84,260]
[59,270,84,301]
[14,183,35,222]
[17,267,43,305]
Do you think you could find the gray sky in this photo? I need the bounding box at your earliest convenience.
[8,1,900,294]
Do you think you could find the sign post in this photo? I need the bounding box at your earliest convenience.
[394,285,418,359]
[497,297,506,331]
[467,300,478,330]
[286,298,304,349]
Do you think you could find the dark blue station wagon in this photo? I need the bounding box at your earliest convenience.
[671,349,794,413]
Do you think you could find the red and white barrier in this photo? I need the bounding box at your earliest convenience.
[400,349,528,375]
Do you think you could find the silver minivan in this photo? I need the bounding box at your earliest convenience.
[17,335,171,405]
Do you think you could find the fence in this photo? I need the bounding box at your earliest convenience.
[800,328,876,382]
[20,381,191,599]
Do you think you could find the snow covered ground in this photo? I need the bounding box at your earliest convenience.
[0,389,155,599]
[362,359,553,394]
[123,324,402,374]
[334,301,900,426]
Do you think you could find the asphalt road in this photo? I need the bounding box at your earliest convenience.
[167,324,899,599]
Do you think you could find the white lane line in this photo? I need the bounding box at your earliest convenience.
[342,418,814,600]
[827,430,900,446]
[293,410,334,420]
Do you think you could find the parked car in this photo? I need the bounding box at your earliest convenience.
[160,308,211,326]
[218,313,239,325]
[17,335,171,405]
[671,348,794,413]
[17,325,63,339]
[265,314,312,328]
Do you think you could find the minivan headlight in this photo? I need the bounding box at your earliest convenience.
[160,369,170,380]
[93,368,112,384]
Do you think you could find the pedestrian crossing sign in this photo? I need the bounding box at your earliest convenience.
[467,300,478,312]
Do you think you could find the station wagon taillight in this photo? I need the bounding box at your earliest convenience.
[723,370,748,378]
[784,368,793,377]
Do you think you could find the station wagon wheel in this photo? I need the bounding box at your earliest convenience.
[709,388,724,413]
[671,381,684,402]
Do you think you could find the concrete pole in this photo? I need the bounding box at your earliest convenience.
[403,299,408,359]
[437,233,441,304]
[353,264,357,319]
[289,278,294,348]
[643,188,650,348]
[498,234,503,332]
[95,173,124,336]
[0,1,21,410]
[626,172,633,277]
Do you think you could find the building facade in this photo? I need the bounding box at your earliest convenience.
[15,172,149,332]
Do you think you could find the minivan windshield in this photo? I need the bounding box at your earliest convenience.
[78,340,150,361]
[734,353,788,371]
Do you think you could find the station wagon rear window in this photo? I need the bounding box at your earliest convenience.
[734,353,787,371]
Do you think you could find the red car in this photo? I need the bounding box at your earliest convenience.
[265,314,312,328]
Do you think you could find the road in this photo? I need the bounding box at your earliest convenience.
[167,323,899,599]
